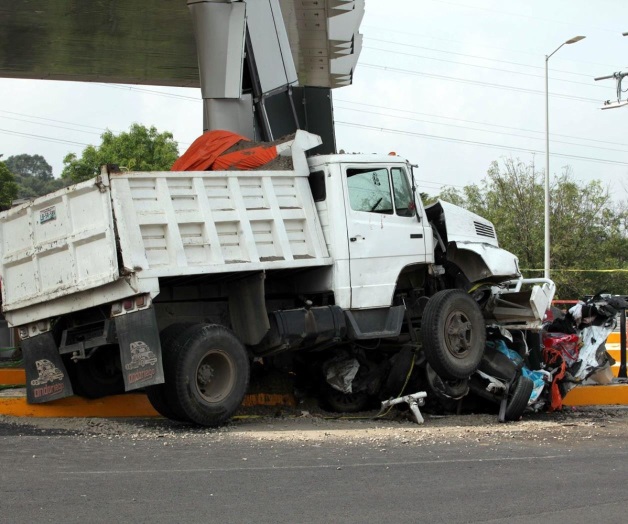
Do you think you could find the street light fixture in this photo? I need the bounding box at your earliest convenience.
[544,35,586,280]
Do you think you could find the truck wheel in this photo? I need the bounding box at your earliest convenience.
[170,324,250,427]
[72,345,125,399]
[421,289,485,380]
[319,383,371,413]
[504,375,533,421]
[146,323,194,422]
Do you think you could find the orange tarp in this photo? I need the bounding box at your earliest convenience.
[171,130,278,172]
[212,145,278,170]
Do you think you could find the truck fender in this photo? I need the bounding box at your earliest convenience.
[446,242,520,283]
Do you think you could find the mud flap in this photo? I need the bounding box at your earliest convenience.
[22,332,74,403]
[115,307,164,391]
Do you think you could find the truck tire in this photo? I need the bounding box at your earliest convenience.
[319,383,371,413]
[72,345,125,399]
[421,289,485,380]
[146,323,194,422]
[504,375,533,421]
[169,324,250,427]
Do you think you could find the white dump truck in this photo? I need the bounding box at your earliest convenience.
[0,131,555,425]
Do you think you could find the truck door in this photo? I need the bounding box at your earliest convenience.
[343,164,430,309]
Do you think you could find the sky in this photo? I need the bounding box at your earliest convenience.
[0,0,627,201]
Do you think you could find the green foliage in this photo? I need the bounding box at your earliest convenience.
[62,124,179,183]
[437,157,628,298]
[4,154,66,199]
[420,192,437,206]
[4,154,53,180]
[0,161,19,210]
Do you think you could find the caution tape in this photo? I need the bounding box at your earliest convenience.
[522,269,628,273]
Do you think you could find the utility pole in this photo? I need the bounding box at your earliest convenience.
[594,32,628,110]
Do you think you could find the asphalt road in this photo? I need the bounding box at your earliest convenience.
[1,416,627,524]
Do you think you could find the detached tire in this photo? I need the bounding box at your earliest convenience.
[320,383,371,413]
[421,289,485,380]
[170,324,250,427]
[504,375,534,421]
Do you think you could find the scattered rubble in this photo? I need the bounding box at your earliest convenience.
[2,404,628,448]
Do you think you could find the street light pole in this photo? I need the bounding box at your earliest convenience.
[544,35,585,280]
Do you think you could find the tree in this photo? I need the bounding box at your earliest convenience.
[4,154,66,199]
[4,154,53,180]
[0,161,19,210]
[62,123,179,183]
[437,157,628,298]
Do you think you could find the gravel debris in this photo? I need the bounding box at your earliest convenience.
[2,404,628,448]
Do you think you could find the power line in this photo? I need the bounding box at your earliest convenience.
[102,63,600,109]
[365,37,595,79]
[359,63,601,104]
[333,99,628,148]
[101,84,201,102]
[334,105,628,154]
[335,121,628,167]
[363,25,623,70]
[102,71,599,112]
[0,114,103,136]
[0,128,90,147]
[363,45,607,90]
[363,25,540,58]
[0,108,193,148]
[417,180,464,190]
[426,0,623,36]
[0,109,110,132]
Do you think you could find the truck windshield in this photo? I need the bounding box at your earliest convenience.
[346,167,415,217]
[347,168,393,214]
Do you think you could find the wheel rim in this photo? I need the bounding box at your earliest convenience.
[194,349,235,403]
[444,310,473,359]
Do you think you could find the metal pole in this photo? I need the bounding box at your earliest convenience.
[620,308,627,379]
[543,37,584,280]
[544,55,551,280]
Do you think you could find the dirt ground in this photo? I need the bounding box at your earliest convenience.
[2,403,628,448]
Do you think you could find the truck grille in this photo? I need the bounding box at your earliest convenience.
[474,221,495,238]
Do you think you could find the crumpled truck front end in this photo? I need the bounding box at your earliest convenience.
[426,199,555,329]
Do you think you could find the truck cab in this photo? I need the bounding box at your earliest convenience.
[308,155,433,311]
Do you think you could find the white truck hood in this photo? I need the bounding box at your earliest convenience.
[425,199,520,282]
[430,200,499,247]
[425,199,555,328]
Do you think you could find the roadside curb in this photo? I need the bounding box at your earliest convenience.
[0,390,296,418]
[0,368,25,386]
[562,384,628,406]
[1,331,626,417]
[0,382,625,417]
[0,392,159,418]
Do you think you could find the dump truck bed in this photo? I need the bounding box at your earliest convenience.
[0,140,331,327]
